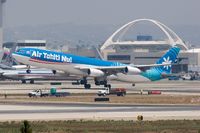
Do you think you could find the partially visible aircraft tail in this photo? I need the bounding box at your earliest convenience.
[2,43,17,66]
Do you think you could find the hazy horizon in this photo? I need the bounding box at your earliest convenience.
[3,0,200,46]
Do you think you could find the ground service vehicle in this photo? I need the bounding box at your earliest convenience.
[28,88,70,97]
[28,89,49,97]
[97,88,126,96]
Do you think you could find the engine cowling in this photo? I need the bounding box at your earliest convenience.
[87,68,104,77]
[124,66,141,75]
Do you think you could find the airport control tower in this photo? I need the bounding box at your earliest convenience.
[0,0,6,50]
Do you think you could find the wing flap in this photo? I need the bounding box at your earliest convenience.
[131,63,172,68]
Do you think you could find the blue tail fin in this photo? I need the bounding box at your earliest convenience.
[155,46,180,74]
[142,46,180,81]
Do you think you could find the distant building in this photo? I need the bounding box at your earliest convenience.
[137,35,152,41]
[16,40,46,49]
[67,46,98,58]
[100,19,200,73]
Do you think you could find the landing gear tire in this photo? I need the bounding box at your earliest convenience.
[80,77,87,85]
[94,78,107,86]
[30,80,34,84]
[80,80,85,84]
[22,80,26,84]
[26,69,31,73]
[84,84,91,89]
[104,84,111,89]
[52,70,56,74]
[95,82,100,86]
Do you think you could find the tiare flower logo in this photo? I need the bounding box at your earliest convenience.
[162,56,172,70]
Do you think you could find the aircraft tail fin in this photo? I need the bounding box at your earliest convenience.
[142,46,180,81]
[155,46,180,74]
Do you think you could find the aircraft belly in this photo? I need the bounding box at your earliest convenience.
[116,73,150,83]
[14,54,150,82]
[31,63,84,76]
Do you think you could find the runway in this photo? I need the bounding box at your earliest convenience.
[1,80,200,121]
[0,102,200,121]
[1,80,200,95]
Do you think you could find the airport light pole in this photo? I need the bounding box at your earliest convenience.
[0,0,6,50]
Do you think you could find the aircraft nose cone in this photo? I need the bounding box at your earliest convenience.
[12,53,17,58]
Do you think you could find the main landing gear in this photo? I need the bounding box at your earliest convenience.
[21,80,34,84]
[26,65,31,73]
[84,84,91,89]
[21,80,26,84]
[80,77,91,89]
[95,79,111,89]
[72,77,111,89]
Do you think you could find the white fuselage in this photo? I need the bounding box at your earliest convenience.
[13,54,151,83]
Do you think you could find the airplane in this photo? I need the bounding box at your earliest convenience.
[12,46,180,89]
[0,68,78,84]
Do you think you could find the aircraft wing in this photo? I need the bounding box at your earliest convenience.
[75,62,173,70]
[131,63,172,68]
[75,62,174,77]
[74,65,141,76]
[75,65,126,75]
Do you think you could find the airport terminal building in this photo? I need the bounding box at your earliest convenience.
[51,19,200,73]
[100,19,200,73]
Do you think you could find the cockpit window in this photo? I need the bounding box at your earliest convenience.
[16,49,20,52]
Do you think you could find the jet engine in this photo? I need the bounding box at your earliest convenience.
[124,66,141,75]
[87,68,104,77]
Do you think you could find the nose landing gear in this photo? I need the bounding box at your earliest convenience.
[26,69,31,73]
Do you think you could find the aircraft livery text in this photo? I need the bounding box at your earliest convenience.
[31,50,72,63]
